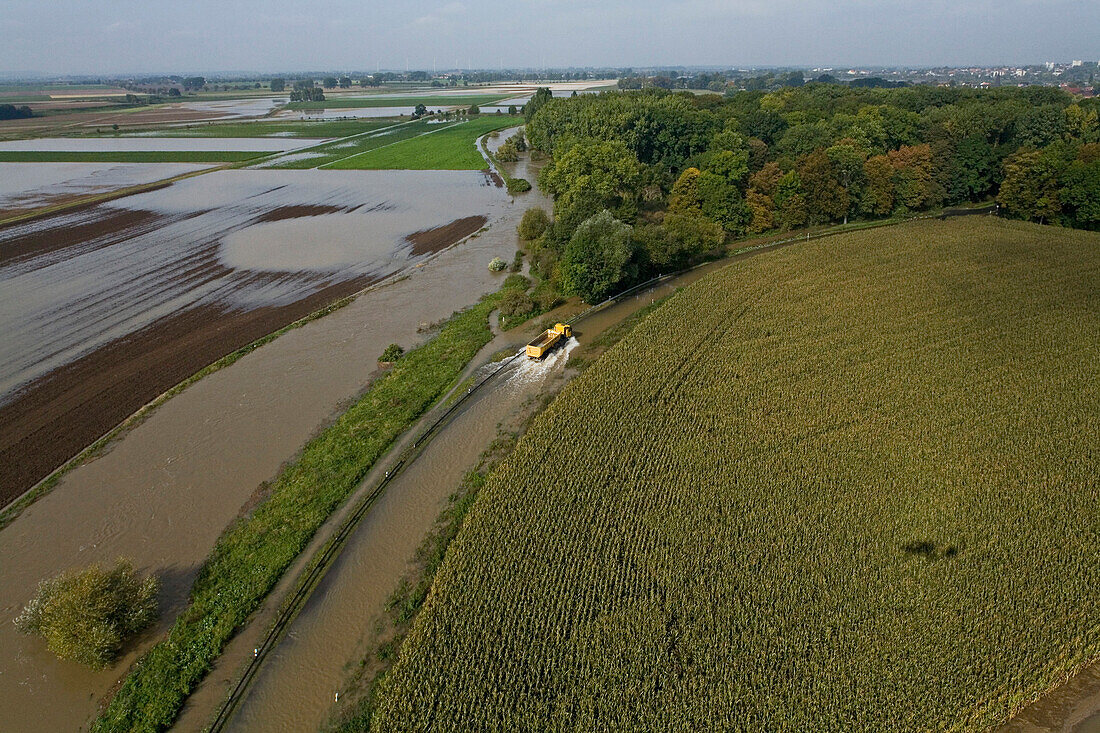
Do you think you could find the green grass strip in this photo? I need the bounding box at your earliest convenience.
[327,115,520,170]
[0,150,264,163]
[92,292,504,733]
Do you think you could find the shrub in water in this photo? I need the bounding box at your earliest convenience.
[380,343,404,363]
[517,207,550,241]
[15,559,159,669]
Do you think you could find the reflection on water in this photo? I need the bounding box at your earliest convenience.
[0,169,504,404]
[0,162,213,215]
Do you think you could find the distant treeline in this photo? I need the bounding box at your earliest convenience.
[0,104,34,120]
[619,71,913,93]
[518,84,1100,302]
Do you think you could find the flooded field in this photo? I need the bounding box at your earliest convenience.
[0,168,505,501]
[0,165,525,732]
[223,342,578,733]
[278,106,449,119]
[0,137,326,152]
[177,96,289,118]
[0,161,212,217]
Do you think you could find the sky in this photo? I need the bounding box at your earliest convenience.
[0,0,1097,75]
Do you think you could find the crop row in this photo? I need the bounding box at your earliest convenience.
[371,218,1100,731]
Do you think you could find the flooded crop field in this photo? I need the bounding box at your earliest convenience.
[0,163,528,732]
[0,161,213,217]
[0,168,506,501]
[0,137,327,152]
[278,105,450,119]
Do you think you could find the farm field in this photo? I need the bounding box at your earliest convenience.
[0,161,213,217]
[327,115,521,170]
[0,168,503,502]
[257,118,449,169]
[372,217,1100,731]
[0,150,263,163]
[286,94,508,110]
[107,118,397,138]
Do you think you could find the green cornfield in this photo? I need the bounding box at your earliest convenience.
[371,217,1100,731]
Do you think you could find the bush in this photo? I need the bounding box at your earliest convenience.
[531,279,562,311]
[488,257,508,272]
[15,559,158,669]
[497,140,519,162]
[510,250,524,273]
[503,273,530,290]
[518,207,550,241]
[559,210,635,303]
[507,178,532,194]
[380,343,404,363]
[499,289,535,321]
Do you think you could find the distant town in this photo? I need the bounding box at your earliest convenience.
[1,61,1097,99]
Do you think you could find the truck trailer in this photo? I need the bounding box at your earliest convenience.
[525,323,572,359]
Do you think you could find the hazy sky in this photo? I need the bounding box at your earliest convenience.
[1,0,1097,75]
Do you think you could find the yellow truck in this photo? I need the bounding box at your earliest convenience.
[526,323,572,359]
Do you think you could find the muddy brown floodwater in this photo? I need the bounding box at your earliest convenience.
[220,340,580,733]
[0,161,214,218]
[0,164,524,731]
[0,169,503,501]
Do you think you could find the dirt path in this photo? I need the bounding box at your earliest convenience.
[1000,662,1100,733]
[0,184,532,732]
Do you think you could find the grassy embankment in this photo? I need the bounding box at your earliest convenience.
[327,115,521,170]
[370,218,1100,731]
[286,94,508,110]
[0,150,265,163]
[92,283,521,733]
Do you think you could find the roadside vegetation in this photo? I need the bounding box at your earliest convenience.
[92,279,529,732]
[370,217,1100,730]
[327,115,521,170]
[325,429,522,732]
[16,559,158,669]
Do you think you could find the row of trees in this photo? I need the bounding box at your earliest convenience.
[517,84,1100,303]
[288,80,325,102]
[0,104,34,120]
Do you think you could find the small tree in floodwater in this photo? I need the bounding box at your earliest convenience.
[517,207,550,241]
[380,343,404,363]
[15,559,159,669]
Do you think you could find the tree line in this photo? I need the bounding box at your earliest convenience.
[517,84,1100,302]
